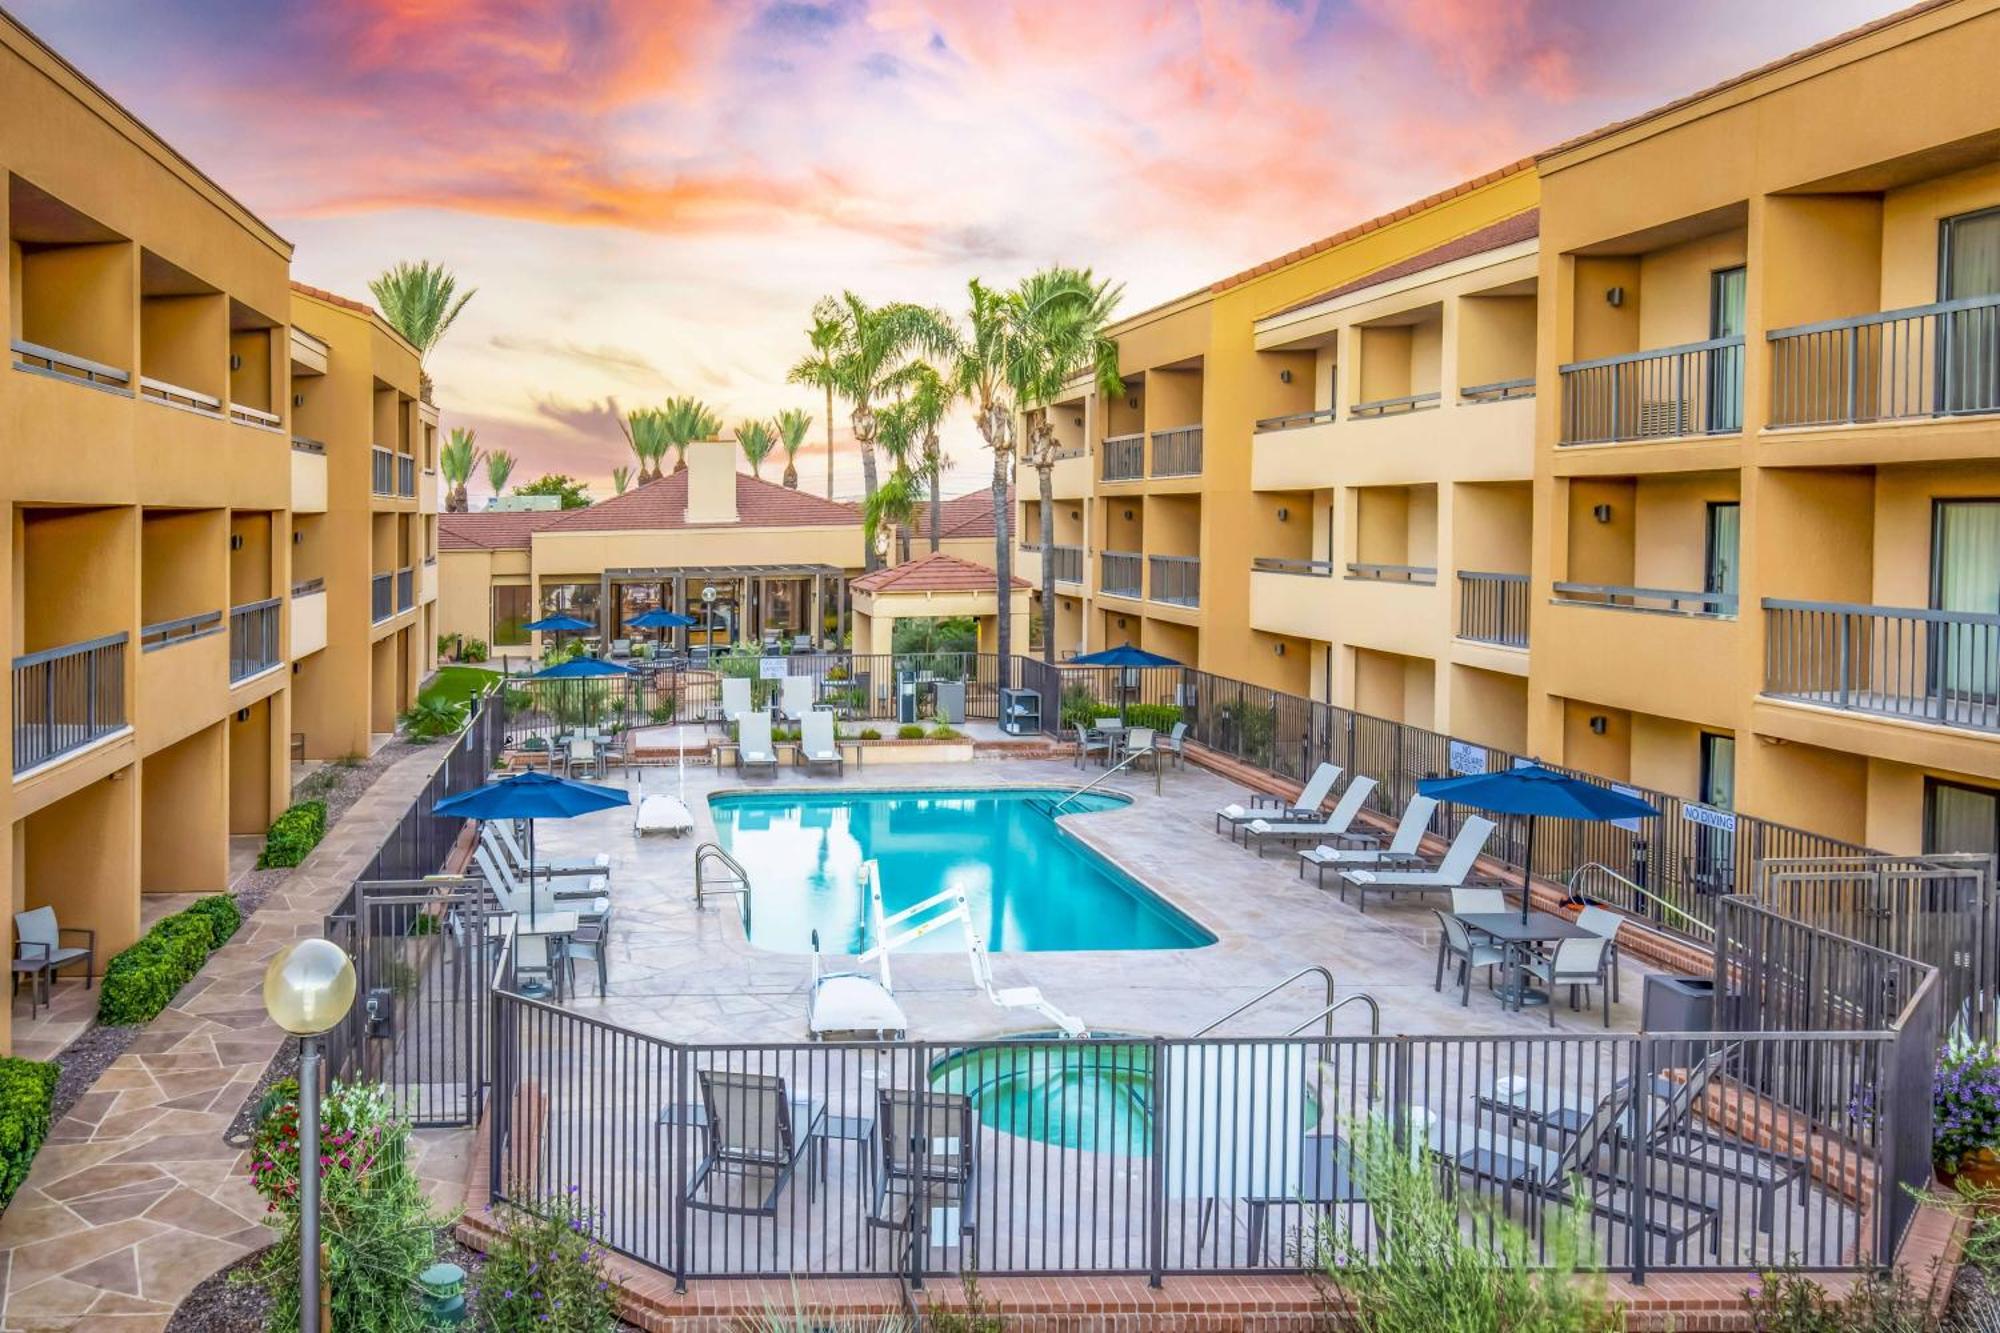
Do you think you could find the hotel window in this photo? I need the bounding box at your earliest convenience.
[492,585,530,646]
[1925,778,1999,857]
[1940,207,2000,416]
[541,581,600,624]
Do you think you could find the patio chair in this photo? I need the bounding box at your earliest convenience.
[1123,726,1157,772]
[1432,909,1505,1006]
[1337,815,1498,913]
[761,629,783,654]
[736,712,780,778]
[718,676,753,726]
[1239,776,1378,855]
[609,637,632,659]
[472,845,609,921]
[562,912,612,997]
[1072,721,1109,769]
[1296,795,1440,888]
[798,710,844,777]
[792,634,813,654]
[866,1088,977,1262]
[1451,886,1508,916]
[1574,904,1625,1003]
[1214,762,1342,837]
[779,675,816,722]
[565,737,600,780]
[1157,721,1188,768]
[686,1069,827,1216]
[489,818,610,879]
[14,906,93,990]
[1520,935,1613,1026]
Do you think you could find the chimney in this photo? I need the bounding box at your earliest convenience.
[683,439,738,524]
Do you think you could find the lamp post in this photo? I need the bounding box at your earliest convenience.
[263,938,357,1333]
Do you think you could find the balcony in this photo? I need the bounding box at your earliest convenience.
[139,376,222,417]
[1769,294,2000,429]
[1100,550,1142,598]
[1150,426,1202,478]
[1558,336,1745,444]
[1102,434,1145,482]
[1254,407,1338,433]
[1763,598,1999,733]
[292,580,327,658]
[292,437,328,513]
[372,572,394,623]
[1346,562,1437,585]
[229,599,282,682]
[1351,391,1440,419]
[13,633,128,773]
[396,566,415,612]
[1553,581,1735,617]
[1457,572,1529,648]
[371,446,396,496]
[1252,557,1335,577]
[230,403,281,431]
[139,610,223,652]
[1048,544,1083,586]
[10,339,131,395]
[1460,378,1535,405]
[398,454,417,498]
[1148,554,1199,607]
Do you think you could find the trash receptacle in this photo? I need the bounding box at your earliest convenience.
[1641,974,1715,1033]
[934,679,965,725]
[897,674,919,725]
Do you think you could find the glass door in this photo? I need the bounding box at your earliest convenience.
[1931,499,2000,723]
[1940,208,2000,415]
[1704,501,1741,610]
[1926,778,2000,857]
[1692,731,1737,893]
[1708,266,1747,433]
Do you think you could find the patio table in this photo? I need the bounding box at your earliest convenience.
[1089,722,1127,766]
[1452,911,1596,1010]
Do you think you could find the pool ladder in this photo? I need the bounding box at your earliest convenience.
[694,843,751,925]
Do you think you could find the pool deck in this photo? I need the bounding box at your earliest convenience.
[534,753,1666,1045]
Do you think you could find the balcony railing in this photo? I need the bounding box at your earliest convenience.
[1559,335,1744,444]
[10,339,130,393]
[372,572,394,623]
[1346,562,1437,585]
[291,435,326,454]
[1052,444,1086,461]
[1048,544,1083,585]
[140,609,223,652]
[1253,407,1338,432]
[1460,377,1535,404]
[1350,390,1441,419]
[1101,434,1145,481]
[1553,581,1736,617]
[397,567,416,611]
[1148,554,1200,606]
[230,403,281,430]
[13,633,127,772]
[371,446,396,496]
[1150,425,1202,477]
[1099,550,1142,598]
[1457,571,1530,647]
[397,454,417,498]
[139,376,222,416]
[229,599,282,681]
[1763,598,2000,733]
[1768,292,2000,428]
[1252,557,1336,576]
[292,577,326,597]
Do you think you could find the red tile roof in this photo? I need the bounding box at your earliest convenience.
[438,510,570,551]
[289,281,376,317]
[851,552,1027,596]
[1267,210,1540,319]
[915,487,1013,541]
[539,469,861,533]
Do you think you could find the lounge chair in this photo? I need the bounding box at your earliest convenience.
[717,676,753,726]
[778,675,816,722]
[1236,1132,1363,1266]
[1521,934,1614,1026]
[1239,776,1378,854]
[797,710,844,777]
[1296,795,1440,887]
[1214,762,1341,837]
[493,815,610,872]
[1433,909,1505,1006]
[473,845,609,921]
[631,769,694,837]
[1157,721,1188,768]
[866,1088,977,1262]
[683,1070,826,1216]
[736,712,779,778]
[14,906,93,990]
[1337,815,1499,912]
[478,825,609,896]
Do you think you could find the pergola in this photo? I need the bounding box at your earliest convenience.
[596,564,849,653]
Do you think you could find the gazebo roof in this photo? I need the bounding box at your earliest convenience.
[850,552,1028,597]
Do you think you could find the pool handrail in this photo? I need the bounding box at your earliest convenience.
[1189,965,1337,1041]
[693,842,751,924]
[1046,742,1162,814]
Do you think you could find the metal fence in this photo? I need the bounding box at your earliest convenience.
[228,598,282,681]
[11,632,126,772]
[1763,598,2000,734]
[1100,551,1141,598]
[1047,544,1083,585]
[1769,293,2000,428]
[372,572,394,623]
[371,446,396,496]
[1102,434,1144,481]
[397,566,416,612]
[1148,555,1199,607]
[1150,426,1202,478]
[1559,336,1745,444]
[1458,571,1530,647]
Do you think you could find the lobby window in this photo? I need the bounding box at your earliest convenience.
[493,585,530,646]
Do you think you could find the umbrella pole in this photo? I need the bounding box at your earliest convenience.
[1521,815,1536,924]
[527,818,539,933]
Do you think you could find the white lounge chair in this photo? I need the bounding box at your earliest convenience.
[473,845,608,921]
[717,676,753,726]
[1239,776,1378,854]
[736,711,779,778]
[632,769,693,837]
[489,818,610,876]
[778,675,816,722]
[1214,762,1341,837]
[1296,795,1440,888]
[1337,815,1499,913]
[477,826,609,898]
[798,710,843,776]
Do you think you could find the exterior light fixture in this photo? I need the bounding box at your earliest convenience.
[417,1262,468,1324]
[1589,715,1609,735]
[1592,504,1613,524]
[1279,369,1293,384]
[1276,507,1290,522]
[1606,286,1625,307]
[1273,642,1286,656]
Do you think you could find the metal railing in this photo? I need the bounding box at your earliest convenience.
[1253,407,1338,432]
[372,572,395,623]
[1350,390,1440,419]
[1461,377,1535,404]
[397,566,416,611]
[1559,335,1745,444]
[398,454,417,498]
[230,402,281,430]
[1568,862,1714,941]
[1189,965,1333,1038]
[1150,425,1202,477]
[10,338,130,391]
[292,576,326,597]
[291,434,326,454]
[1769,292,2000,428]
[229,598,282,681]
[371,446,396,496]
[1052,443,1086,461]
[139,376,221,415]
[1553,582,1736,617]
[12,633,128,772]
[693,843,751,914]
[1100,551,1142,598]
[1149,554,1200,607]
[1101,434,1145,481]
[1252,557,1335,577]
[1762,598,1999,733]
[1457,571,1529,646]
[1048,544,1083,585]
[1346,562,1436,585]
[140,609,224,652]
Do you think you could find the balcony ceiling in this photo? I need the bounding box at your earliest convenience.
[1780,126,2000,196]
[1568,200,1747,258]
[140,248,216,298]
[8,176,122,246]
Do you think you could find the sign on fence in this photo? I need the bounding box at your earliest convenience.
[758,657,787,680]
[1683,803,1738,834]
[1448,740,1487,775]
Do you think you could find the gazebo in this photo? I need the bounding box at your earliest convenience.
[848,553,1029,656]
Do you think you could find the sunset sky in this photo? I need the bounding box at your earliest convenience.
[17,0,1899,503]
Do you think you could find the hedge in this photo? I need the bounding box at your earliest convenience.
[258,800,327,869]
[0,1057,58,1212]
[97,894,242,1027]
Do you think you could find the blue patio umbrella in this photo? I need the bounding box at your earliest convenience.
[435,771,628,931]
[1068,644,1182,718]
[627,609,696,629]
[1417,763,1659,922]
[530,656,635,679]
[523,614,593,634]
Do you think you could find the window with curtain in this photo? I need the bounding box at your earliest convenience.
[1941,208,2000,415]
[1932,499,2000,711]
[1926,778,1999,857]
[491,585,530,646]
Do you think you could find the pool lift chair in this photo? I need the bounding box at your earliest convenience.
[808,862,968,1041]
[964,926,1089,1039]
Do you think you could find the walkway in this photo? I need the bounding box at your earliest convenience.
[0,745,463,1332]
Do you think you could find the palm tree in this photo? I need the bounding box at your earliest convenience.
[1013,268,1126,663]
[439,427,483,513]
[874,394,923,565]
[618,405,672,483]
[861,468,922,568]
[885,362,954,552]
[611,465,632,495]
[484,449,517,503]
[772,408,812,489]
[736,420,777,480]
[369,261,475,401]
[787,311,842,500]
[950,278,1022,661]
[663,397,722,474]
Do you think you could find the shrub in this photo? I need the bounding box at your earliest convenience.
[259,800,328,869]
[1060,683,1110,731]
[648,698,676,724]
[474,1191,618,1333]
[97,897,240,1026]
[859,728,882,741]
[1937,1013,2000,1173]
[930,725,962,740]
[184,893,242,949]
[1744,1266,1933,1333]
[399,696,468,742]
[0,1057,58,1212]
[437,632,461,661]
[1122,703,1183,733]
[897,724,929,740]
[463,637,489,664]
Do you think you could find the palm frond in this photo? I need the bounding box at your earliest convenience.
[772,407,813,459]
[611,465,632,495]
[483,450,516,495]
[735,420,778,478]
[368,260,476,360]
[439,427,482,487]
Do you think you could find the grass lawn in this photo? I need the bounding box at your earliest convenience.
[420,665,500,708]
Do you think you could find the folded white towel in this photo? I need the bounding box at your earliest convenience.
[1247,819,1271,834]
[1221,803,1246,819]
[1306,844,1337,859]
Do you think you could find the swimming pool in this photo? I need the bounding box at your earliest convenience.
[708,788,1215,954]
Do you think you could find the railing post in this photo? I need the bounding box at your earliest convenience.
[1625,1036,1651,1286]
[1837,612,1853,711]
[1148,1034,1168,1288]
[1673,353,1686,438]
[1844,328,1859,425]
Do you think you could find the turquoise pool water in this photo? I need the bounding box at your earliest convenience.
[708,788,1214,954]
